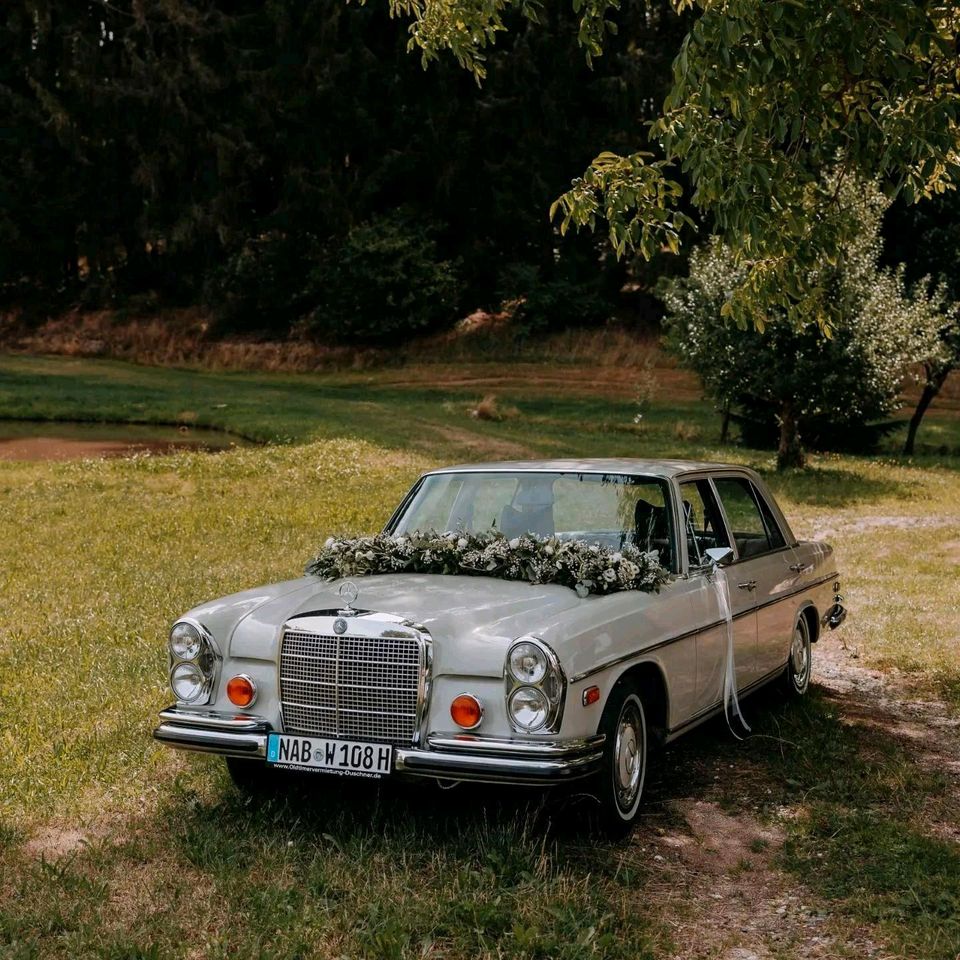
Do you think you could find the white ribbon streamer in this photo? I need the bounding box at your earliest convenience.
[711,567,751,738]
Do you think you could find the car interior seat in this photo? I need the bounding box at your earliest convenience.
[635,498,672,568]
[499,480,556,538]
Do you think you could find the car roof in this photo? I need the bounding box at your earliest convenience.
[423,458,748,480]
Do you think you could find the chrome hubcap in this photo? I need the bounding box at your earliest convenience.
[614,702,644,811]
[790,624,810,688]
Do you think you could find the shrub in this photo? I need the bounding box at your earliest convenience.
[301,212,461,345]
[496,253,615,336]
[661,178,944,468]
[204,231,318,334]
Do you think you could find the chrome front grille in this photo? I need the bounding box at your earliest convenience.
[279,628,424,745]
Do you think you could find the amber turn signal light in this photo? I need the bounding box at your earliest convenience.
[450,693,483,730]
[227,674,257,708]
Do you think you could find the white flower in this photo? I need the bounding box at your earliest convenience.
[457,537,469,549]
[575,583,590,598]
[509,537,520,549]
[611,552,622,563]
[603,568,616,582]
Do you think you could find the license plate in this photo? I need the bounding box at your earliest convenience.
[266,733,392,778]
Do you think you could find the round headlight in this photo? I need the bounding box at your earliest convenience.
[508,641,547,685]
[170,621,202,661]
[508,686,550,731]
[171,662,206,702]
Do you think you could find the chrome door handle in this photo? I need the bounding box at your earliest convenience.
[738,580,757,591]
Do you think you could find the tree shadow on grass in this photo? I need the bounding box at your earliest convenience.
[759,465,912,508]
[8,684,955,960]
[133,683,960,960]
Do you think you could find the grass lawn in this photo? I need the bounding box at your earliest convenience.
[1,353,958,959]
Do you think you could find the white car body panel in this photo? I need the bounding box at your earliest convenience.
[155,459,845,784]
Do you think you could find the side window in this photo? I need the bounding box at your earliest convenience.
[678,479,730,567]
[713,477,786,560]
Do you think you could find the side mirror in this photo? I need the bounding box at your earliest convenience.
[704,546,734,566]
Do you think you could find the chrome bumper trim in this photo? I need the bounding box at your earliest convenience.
[822,602,847,630]
[394,742,602,784]
[153,709,603,783]
[154,705,271,759]
[427,732,605,757]
[157,707,270,731]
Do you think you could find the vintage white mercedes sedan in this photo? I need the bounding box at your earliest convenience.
[154,459,846,834]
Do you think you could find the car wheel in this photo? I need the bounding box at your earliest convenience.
[225,756,275,793]
[592,682,647,839]
[784,615,812,697]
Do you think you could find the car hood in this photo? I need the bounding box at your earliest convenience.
[192,574,591,678]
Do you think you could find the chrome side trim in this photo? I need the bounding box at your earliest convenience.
[664,664,787,741]
[569,571,839,683]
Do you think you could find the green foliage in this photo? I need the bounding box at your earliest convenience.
[301,212,462,344]
[662,180,946,458]
[497,255,615,335]
[387,0,960,328]
[204,232,320,333]
[0,0,686,329]
[883,188,960,380]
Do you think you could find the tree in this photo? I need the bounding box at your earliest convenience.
[378,0,960,328]
[661,181,944,469]
[0,0,690,334]
[884,191,960,455]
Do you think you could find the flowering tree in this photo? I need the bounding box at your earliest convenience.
[885,191,960,454]
[370,0,960,330]
[662,181,945,469]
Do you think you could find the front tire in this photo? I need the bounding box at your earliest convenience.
[784,615,812,697]
[592,682,647,839]
[225,756,275,794]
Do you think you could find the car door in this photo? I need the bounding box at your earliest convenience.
[678,477,757,716]
[712,475,800,681]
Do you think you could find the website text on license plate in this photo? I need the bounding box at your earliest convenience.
[266,733,392,778]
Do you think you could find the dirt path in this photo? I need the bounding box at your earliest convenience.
[639,633,960,960]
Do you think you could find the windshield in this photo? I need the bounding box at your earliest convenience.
[391,471,677,571]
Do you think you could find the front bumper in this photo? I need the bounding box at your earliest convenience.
[153,706,605,785]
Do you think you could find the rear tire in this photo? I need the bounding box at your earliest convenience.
[783,615,812,698]
[591,681,647,840]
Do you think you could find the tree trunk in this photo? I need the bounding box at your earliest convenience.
[903,364,952,456]
[777,402,805,471]
[719,400,731,444]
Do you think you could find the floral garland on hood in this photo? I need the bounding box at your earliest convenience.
[306,530,669,597]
